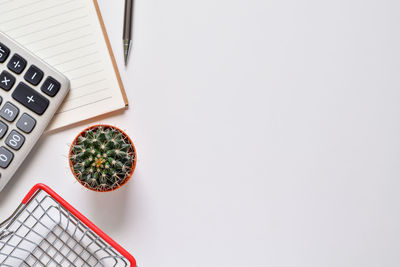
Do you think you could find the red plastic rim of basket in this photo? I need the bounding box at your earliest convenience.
[21,183,136,266]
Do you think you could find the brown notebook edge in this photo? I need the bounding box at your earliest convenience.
[47,108,126,135]
[93,0,129,107]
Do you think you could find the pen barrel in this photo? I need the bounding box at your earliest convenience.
[123,0,134,39]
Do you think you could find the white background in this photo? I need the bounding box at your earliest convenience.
[1,0,400,266]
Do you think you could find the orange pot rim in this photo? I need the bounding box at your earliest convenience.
[68,124,137,193]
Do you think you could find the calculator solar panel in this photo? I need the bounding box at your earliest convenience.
[0,31,70,192]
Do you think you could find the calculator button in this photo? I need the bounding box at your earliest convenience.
[7,54,27,74]
[0,43,10,63]
[24,65,44,86]
[41,77,61,97]
[0,102,19,122]
[17,113,36,133]
[12,82,49,115]
[0,147,13,168]
[0,121,8,139]
[0,70,16,91]
[5,130,25,150]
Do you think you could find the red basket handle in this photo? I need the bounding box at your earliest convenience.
[22,183,136,266]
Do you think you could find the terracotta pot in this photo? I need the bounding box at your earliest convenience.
[69,124,137,192]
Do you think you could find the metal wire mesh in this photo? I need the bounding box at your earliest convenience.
[0,190,131,266]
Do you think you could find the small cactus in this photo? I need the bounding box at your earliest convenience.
[69,125,136,192]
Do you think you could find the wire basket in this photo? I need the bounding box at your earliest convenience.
[0,184,136,266]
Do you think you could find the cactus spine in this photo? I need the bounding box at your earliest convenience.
[70,126,135,191]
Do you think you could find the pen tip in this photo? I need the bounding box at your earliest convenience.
[124,55,128,66]
[123,39,132,66]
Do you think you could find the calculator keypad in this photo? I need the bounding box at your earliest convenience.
[7,54,27,74]
[0,31,70,191]
[0,43,10,63]
[12,82,49,115]
[0,102,19,122]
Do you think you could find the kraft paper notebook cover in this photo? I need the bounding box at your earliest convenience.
[0,0,128,131]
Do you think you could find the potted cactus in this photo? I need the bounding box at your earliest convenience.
[69,125,136,192]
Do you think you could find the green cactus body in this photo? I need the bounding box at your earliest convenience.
[69,126,136,191]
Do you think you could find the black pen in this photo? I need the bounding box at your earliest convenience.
[123,0,133,66]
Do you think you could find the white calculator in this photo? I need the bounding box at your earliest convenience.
[0,32,70,192]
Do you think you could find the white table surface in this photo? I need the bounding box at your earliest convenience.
[1,0,400,266]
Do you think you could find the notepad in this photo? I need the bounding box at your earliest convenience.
[0,0,128,131]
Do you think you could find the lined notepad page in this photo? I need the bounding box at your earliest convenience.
[0,0,127,131]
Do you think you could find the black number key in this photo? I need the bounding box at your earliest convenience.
[41,76,61,97]
[7,54,27,74]
[0,70,15,91]
[0,43,10,63]
[24,65,44,86]
[12,82,49,115]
